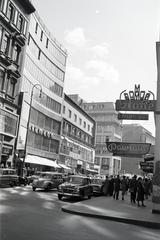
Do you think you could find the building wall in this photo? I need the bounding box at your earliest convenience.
[121,124,155,175]
[68,97,122,176]
[16,12,67,165]
[0,0,35,167]
[59,94,96,174]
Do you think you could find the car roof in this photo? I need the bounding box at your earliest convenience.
[69,175,89,178]
[40,172,62,175]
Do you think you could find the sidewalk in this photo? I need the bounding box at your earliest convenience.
[62,194,160,229]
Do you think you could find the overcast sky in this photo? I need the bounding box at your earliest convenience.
[32,0,160,135]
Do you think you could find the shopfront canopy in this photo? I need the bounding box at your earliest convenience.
[58,163,71,170]
[25,155,61,168]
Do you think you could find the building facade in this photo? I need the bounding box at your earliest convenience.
[16,11,67,172]
[121,124,155,175]
[69,95,122,176]
[59,94,96,174]
[0,0,35,167]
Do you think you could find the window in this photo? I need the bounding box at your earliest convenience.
[84,121,86,128]
[1,31,10,55]
[12,44,21,63]
[46,38,49,48]
[0,67,5,91]
[88,124,90,131]
[68,110,71,118]
[74,114,77,122]
[0,25,2,45]
[6,2,14,21]
[7,78,15,97]
[40,30,43,41]
[79,118,82,125]
[63,105,65,114]
[35,22,38,33]
[17,14,23,31]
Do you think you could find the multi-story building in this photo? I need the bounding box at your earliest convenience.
[69,95,122,176]
[59,94,96,174]
[121,124,155,175]
[0,0,35,167]
[16,11,67,172]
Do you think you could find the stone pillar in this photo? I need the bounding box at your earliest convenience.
[152,42,160,213]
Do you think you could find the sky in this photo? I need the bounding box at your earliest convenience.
[32,0,160,135]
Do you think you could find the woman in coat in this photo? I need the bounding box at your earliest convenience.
[136,177,146,207]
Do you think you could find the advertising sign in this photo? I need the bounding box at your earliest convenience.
[106,142,151,157]
[116,100,156,112]
[118,113,149,120]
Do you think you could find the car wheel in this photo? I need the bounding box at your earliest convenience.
[58,194,62,200]
[9,182,14,187]
[33,187,36,191]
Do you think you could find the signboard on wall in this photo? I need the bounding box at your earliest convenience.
[106,142,151,157]
[116,100,156,112]
[118,113,149,120]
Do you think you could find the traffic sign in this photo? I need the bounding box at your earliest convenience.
[106,142,151,157]
[116,100,156,112]
[118,113,149,120]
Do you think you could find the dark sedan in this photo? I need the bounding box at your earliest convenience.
[90,178,104,196]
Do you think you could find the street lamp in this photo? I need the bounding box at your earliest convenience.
[22,84,42,176]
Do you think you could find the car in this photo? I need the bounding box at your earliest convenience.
[90,178,104,196]
[27,171,42,185]
[57,175,93,200]
[32,172,63,191]
[0,168,19,187]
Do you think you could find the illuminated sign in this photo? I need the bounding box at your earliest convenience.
[118,113,149,120]
[106,142,151,157]
[116,100,156,111]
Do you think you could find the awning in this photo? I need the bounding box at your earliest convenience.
[25,155,61,168]
[58,163,71,170]
[86,168,98,174]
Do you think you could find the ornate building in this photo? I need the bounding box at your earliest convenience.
[0,0,35,167]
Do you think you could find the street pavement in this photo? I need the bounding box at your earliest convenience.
[62,193,160,229]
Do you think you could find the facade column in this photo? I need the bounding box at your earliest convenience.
[152,42,160,213]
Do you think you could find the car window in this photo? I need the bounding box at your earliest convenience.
[69,177,83,184]
[40,173,52,180]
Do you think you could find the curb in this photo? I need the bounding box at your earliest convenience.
[62,206,160,229]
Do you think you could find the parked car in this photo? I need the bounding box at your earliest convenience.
[32,172,63,191]
[90,178,104,196]
[0,168,19,187]
[57,175,93,200]
[27,171,42,185]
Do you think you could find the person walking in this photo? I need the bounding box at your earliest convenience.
[108,175,114,196]
[113,175,121,200]
[102,175,109,196]
[129,175,138,204]
[121,175,128,200]
[136,177,146,207]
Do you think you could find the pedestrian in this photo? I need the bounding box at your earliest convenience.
[143,178,150,200]
[102,175,109,196]
[108,175,114,196]
[113,175,121,200]
[121,175,128,200]
[136,177,146,207]
[129,175,138,204]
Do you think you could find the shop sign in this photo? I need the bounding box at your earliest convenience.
[106,142,151,157]
[118,113,149,120]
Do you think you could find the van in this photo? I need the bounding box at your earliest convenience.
[0,168,19,187]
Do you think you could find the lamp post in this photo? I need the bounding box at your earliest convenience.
[22,84,42,176]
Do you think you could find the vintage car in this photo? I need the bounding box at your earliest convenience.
[27,171,42,185]
[32,172,63,191]
[90,178,104,196]
[0,168,19,187]
[57,175,93,200]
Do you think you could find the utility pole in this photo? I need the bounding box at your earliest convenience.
[152,42,160,214]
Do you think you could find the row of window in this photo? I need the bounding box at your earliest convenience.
[0,25,21,64]
[31,15,66,66]
[28,35,65,82]
[62,121,94,146]
[63,105,91,132]
[0,65,16,98]
[30,107,61,135]
[1,0,28,36]
[24,76,62,115]
[27,130,59,154]
[96,135,110,144]
[25,55,63,97]
[61,140,93,162]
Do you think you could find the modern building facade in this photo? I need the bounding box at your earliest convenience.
[69,95,122,176]
[59,94,96,174]
[121,124,155,175]
[16,11,67,172]
[0,0,35,167]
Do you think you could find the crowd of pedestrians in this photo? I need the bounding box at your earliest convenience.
[102,174,152,207]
